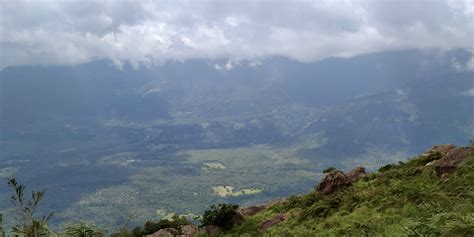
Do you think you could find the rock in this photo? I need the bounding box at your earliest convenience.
[238,199,286,217]
[239,204,266,216]
[259,214,287,230]
[147,228,178,237]
[316,166,367,195]
[316,170,349,195]
[205,225,222,236]
[346,166,366,182]
[422,144,456,156]
[430,146,473,178]
[179,225,202,236]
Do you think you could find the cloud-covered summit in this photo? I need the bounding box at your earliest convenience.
[1,0,473,68]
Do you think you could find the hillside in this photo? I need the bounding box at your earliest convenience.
[215,143,474,236]
[130,143,474,236]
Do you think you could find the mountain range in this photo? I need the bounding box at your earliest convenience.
[0,48,473,228]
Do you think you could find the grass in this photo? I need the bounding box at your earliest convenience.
[223,150,474,236]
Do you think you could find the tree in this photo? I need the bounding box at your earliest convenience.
[7,178,54,237]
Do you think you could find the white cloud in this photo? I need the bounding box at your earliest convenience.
[0,0,473,68]
[463,88,474,97]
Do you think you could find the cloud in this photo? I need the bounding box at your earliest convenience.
[0,0,473,68]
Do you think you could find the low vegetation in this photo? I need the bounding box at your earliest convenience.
[223,144,474,236]
[64,222,104,237]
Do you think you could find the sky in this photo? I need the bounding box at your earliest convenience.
[0,0,473,69]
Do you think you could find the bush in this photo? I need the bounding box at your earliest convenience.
[64,222,104,237]
[201,203,240,230]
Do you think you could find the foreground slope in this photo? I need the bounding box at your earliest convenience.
[221,144,474,236]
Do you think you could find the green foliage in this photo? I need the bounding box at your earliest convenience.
[323,167,336,174]
[378,163,396,172]
[201,204,240,230]
[7,178,54,237]
[64,222,104,237]
[282,193,318,211]
[401,222,442,236]
[225,218,259,236]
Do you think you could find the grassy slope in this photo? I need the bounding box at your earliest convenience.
[225,149,474,236]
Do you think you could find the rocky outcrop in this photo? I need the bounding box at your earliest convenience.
[316,166,366,195]
[346,166,367,182]
[146,228,178,237]
[238,199,286,217]
[428,146,473,178]
[316,170,348,195]
[422,144,457,156]
[147,225,205,237]
[179,225,203,236]
[239,204,267,216]
[259,213,288,230]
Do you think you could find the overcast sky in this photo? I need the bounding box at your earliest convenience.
[0,0,473,69]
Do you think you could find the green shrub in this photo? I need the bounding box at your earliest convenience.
[64,222,104,237]
[201,203,239,230]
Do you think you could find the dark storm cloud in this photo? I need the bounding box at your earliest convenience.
[0,0,472,68]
